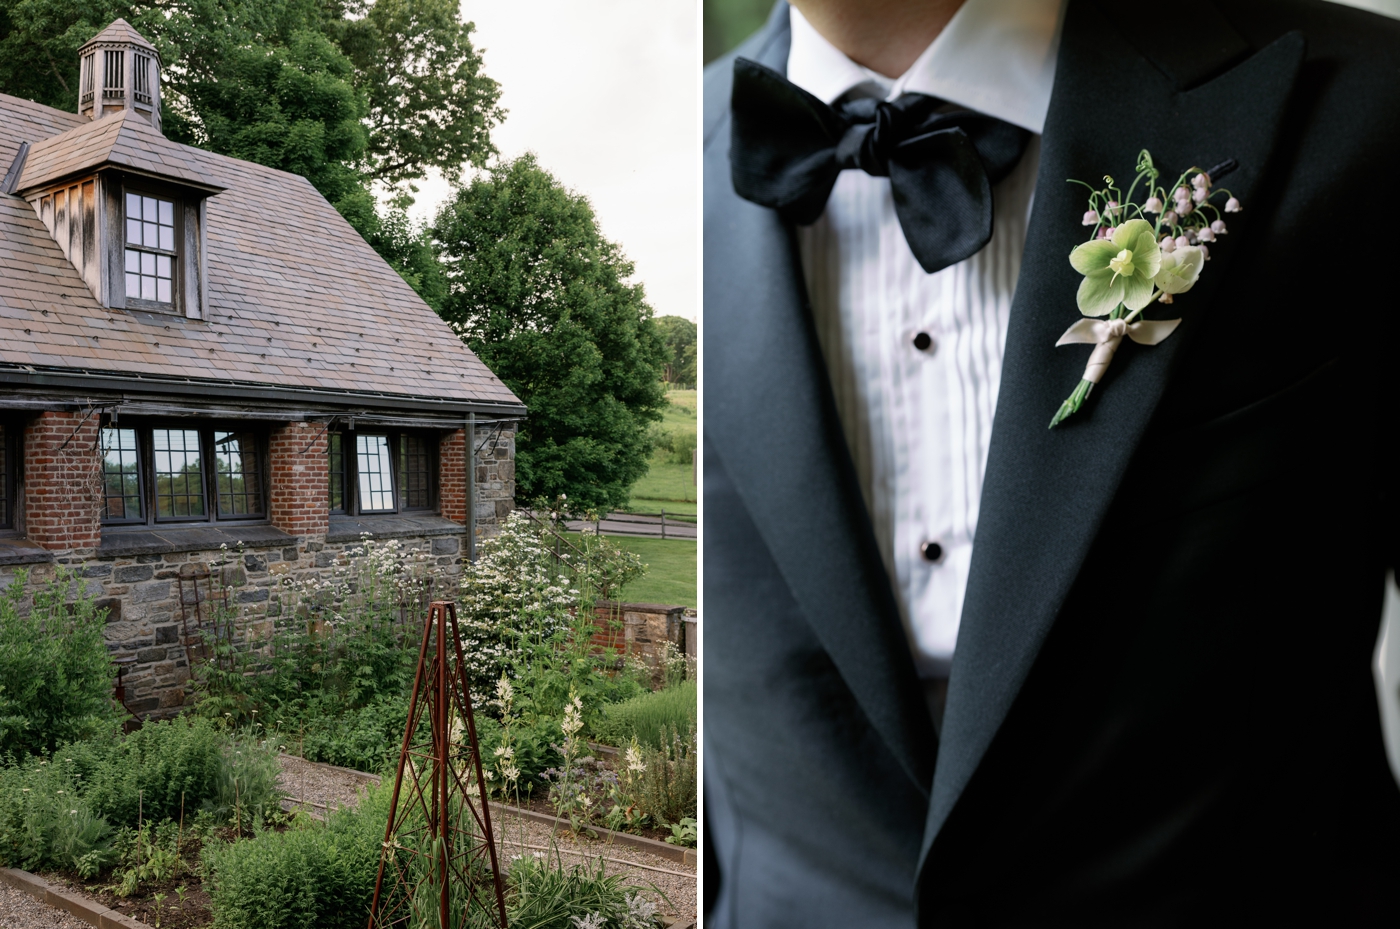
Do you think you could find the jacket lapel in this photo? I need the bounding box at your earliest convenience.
[704,2,938,792]
[921,0,1306,864]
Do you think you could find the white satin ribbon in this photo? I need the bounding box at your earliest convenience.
[1055,316,1182,383]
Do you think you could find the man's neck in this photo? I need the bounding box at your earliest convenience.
[788,0,967,78]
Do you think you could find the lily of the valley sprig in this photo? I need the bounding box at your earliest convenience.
[1049,149,1242,427]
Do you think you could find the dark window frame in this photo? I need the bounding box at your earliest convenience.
[329,428,439,517]
[121,179,183,315]
[0,420,18,535]
[100,421,269,528]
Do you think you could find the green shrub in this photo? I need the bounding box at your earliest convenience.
[0,567,120,756]
[646,425,697,467]
[591,681,695,751]
[203,789,386,929]
[300,695,413,774]
[0,751,117,877]
[85,717,281,827]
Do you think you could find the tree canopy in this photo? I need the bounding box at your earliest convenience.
[654,315,697,389]
[433,155,669,512]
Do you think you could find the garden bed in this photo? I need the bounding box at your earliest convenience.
[3,516,696,929]
[41,858,213,928]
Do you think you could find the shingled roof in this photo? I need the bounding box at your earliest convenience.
[0,91,524,415]
[17,110,219,194]
[81,19,159,56]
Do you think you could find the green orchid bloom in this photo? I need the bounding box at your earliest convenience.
[1153,244,1205,294]
[1069,218,1162,316]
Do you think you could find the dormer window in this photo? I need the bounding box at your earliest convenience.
[124,191,176,306]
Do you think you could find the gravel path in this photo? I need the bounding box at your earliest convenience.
[275,755,697,924]
[277,753,375,816]
[0,882,92,929]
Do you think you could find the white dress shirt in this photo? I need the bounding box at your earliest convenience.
[788,0,1065,677]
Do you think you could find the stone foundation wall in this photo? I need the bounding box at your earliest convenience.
[0,528,468,718]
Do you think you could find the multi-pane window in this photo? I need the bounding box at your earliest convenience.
[101,428,143,522]
[329,430,437,516]
[213,432,261,516]
[356,435,395,512]
[100,425,265,526]
[124,192,175,305]
[152,428,205,518]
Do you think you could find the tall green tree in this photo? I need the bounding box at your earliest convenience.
[654,315,697,389]
[433,155,669,512]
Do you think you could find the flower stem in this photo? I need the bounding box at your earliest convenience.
[1049,378,1094,428]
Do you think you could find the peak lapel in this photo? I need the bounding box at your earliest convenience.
[704,4,938,792]
[921,0,1305,857]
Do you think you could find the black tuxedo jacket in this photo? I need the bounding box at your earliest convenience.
[703,1,1400,925]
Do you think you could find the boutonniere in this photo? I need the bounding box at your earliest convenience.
[1050,150,1241,427]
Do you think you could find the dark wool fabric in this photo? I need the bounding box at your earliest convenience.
[703,0,1400,926]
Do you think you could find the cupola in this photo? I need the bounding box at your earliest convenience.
[78,19,162,133]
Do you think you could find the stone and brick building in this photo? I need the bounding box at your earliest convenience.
[0,21,524,716]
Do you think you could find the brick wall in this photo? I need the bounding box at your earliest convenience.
[24,410,102,551]
[267,422,329,537]
[440,428,467,524]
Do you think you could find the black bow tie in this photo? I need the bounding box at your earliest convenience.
[728,58,1031,274]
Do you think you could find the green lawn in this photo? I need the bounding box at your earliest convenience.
[626,389,697,517]
[571,532,696,608]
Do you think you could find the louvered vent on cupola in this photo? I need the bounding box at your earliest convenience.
[77,19,162,133]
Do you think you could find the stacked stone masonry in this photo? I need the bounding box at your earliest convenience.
[474,425,516,539]
[5,413,518,718]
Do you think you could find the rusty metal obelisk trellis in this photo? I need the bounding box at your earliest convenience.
[368,601,509,929]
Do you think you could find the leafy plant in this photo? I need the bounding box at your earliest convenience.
[202,787,388,929]
[665,818,697,848]
[0,567,121,756]
[633,726,697,829]
[508,852,663,929]
[299,694,414,773]
[83,716,281,828]
[0,751,117,876]
[110,820,182,897]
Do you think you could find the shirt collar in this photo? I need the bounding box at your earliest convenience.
[786,0,1066,135]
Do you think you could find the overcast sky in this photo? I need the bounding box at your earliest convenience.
[406,1,700,323]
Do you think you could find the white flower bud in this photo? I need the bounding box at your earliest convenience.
[1224,197,1242,213]
[1082,209,1099,226]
